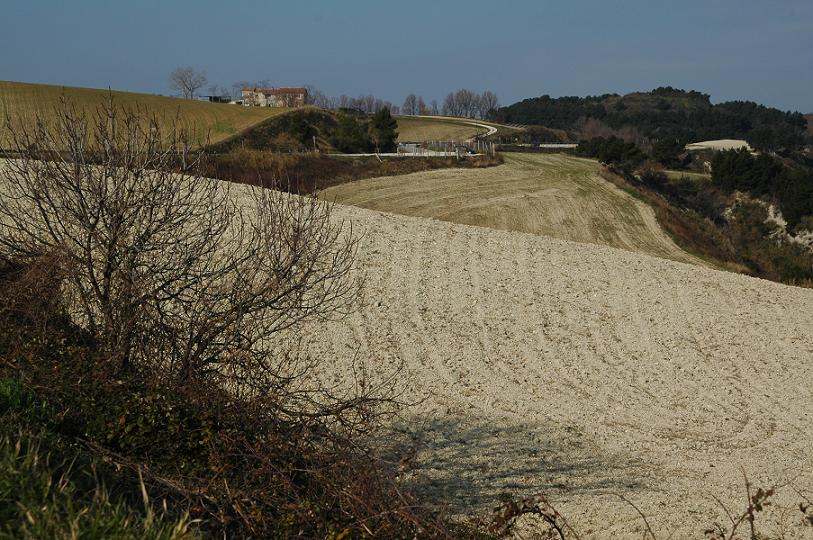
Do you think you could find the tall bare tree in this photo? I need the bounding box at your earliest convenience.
[402,94,418,115]
[442,92,458,116]
[304,84,330,108]
[169,67,208,99]
[455,89,477,118]
[359,94,377,113]
[479,91,499,119]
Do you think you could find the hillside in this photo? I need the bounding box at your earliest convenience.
[321,153,702,265]
[208,107,340,152]
[0,80,284,145]
[299,198,813,538]
[492,87,808,152]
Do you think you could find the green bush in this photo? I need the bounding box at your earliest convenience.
[0,377,194,540]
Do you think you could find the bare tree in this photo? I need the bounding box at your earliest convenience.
[0,99,383,418]
[169,67,208,99]
[402,94,418,116]
[472,94,484,119]
[480,91,499,119]
[304,84,331,108]
[417,96,427,115]
[359,95,376,113]
[455,89,476,118]
[442,92,457,116]
[429,99,439,116]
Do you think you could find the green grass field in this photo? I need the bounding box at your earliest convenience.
[396,115,518,142]
[0,80,286,145]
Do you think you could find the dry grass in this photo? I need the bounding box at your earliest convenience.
[665,169,711,181]
[0,80,285,145]
[321,152,702,264]
[685,139,752,152]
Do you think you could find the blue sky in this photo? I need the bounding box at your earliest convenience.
[2,0,811,112]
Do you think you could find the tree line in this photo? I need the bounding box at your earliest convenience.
[310,87,499,119]
[400,89,498,119]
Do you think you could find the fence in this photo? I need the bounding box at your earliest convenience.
[397,140,496,158]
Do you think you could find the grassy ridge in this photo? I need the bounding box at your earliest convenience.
[0,80,285,145]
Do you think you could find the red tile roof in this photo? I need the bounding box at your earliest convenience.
[242,87,307,96]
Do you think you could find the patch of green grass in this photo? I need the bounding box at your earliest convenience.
[0,378,196,540]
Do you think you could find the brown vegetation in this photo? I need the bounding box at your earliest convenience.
[205,146,503,193]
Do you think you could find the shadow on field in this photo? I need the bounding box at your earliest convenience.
[389,415,649,513]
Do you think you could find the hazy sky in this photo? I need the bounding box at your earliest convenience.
[2,0,811,112]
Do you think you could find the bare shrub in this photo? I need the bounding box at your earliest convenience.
[486,494,582,539]
[0,98,384,423]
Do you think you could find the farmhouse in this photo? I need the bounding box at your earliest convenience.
[242,86,308,108]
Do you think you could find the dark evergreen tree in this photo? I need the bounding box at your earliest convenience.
[369,108,398,153]
[331,114,373,153]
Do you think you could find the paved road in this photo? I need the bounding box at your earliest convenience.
[412,115,500,138]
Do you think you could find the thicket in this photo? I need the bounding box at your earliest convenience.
[576,136,647,170]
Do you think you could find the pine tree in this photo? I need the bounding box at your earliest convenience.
[369,108,398,153]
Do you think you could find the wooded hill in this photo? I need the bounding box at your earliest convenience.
[492,87,809,153]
